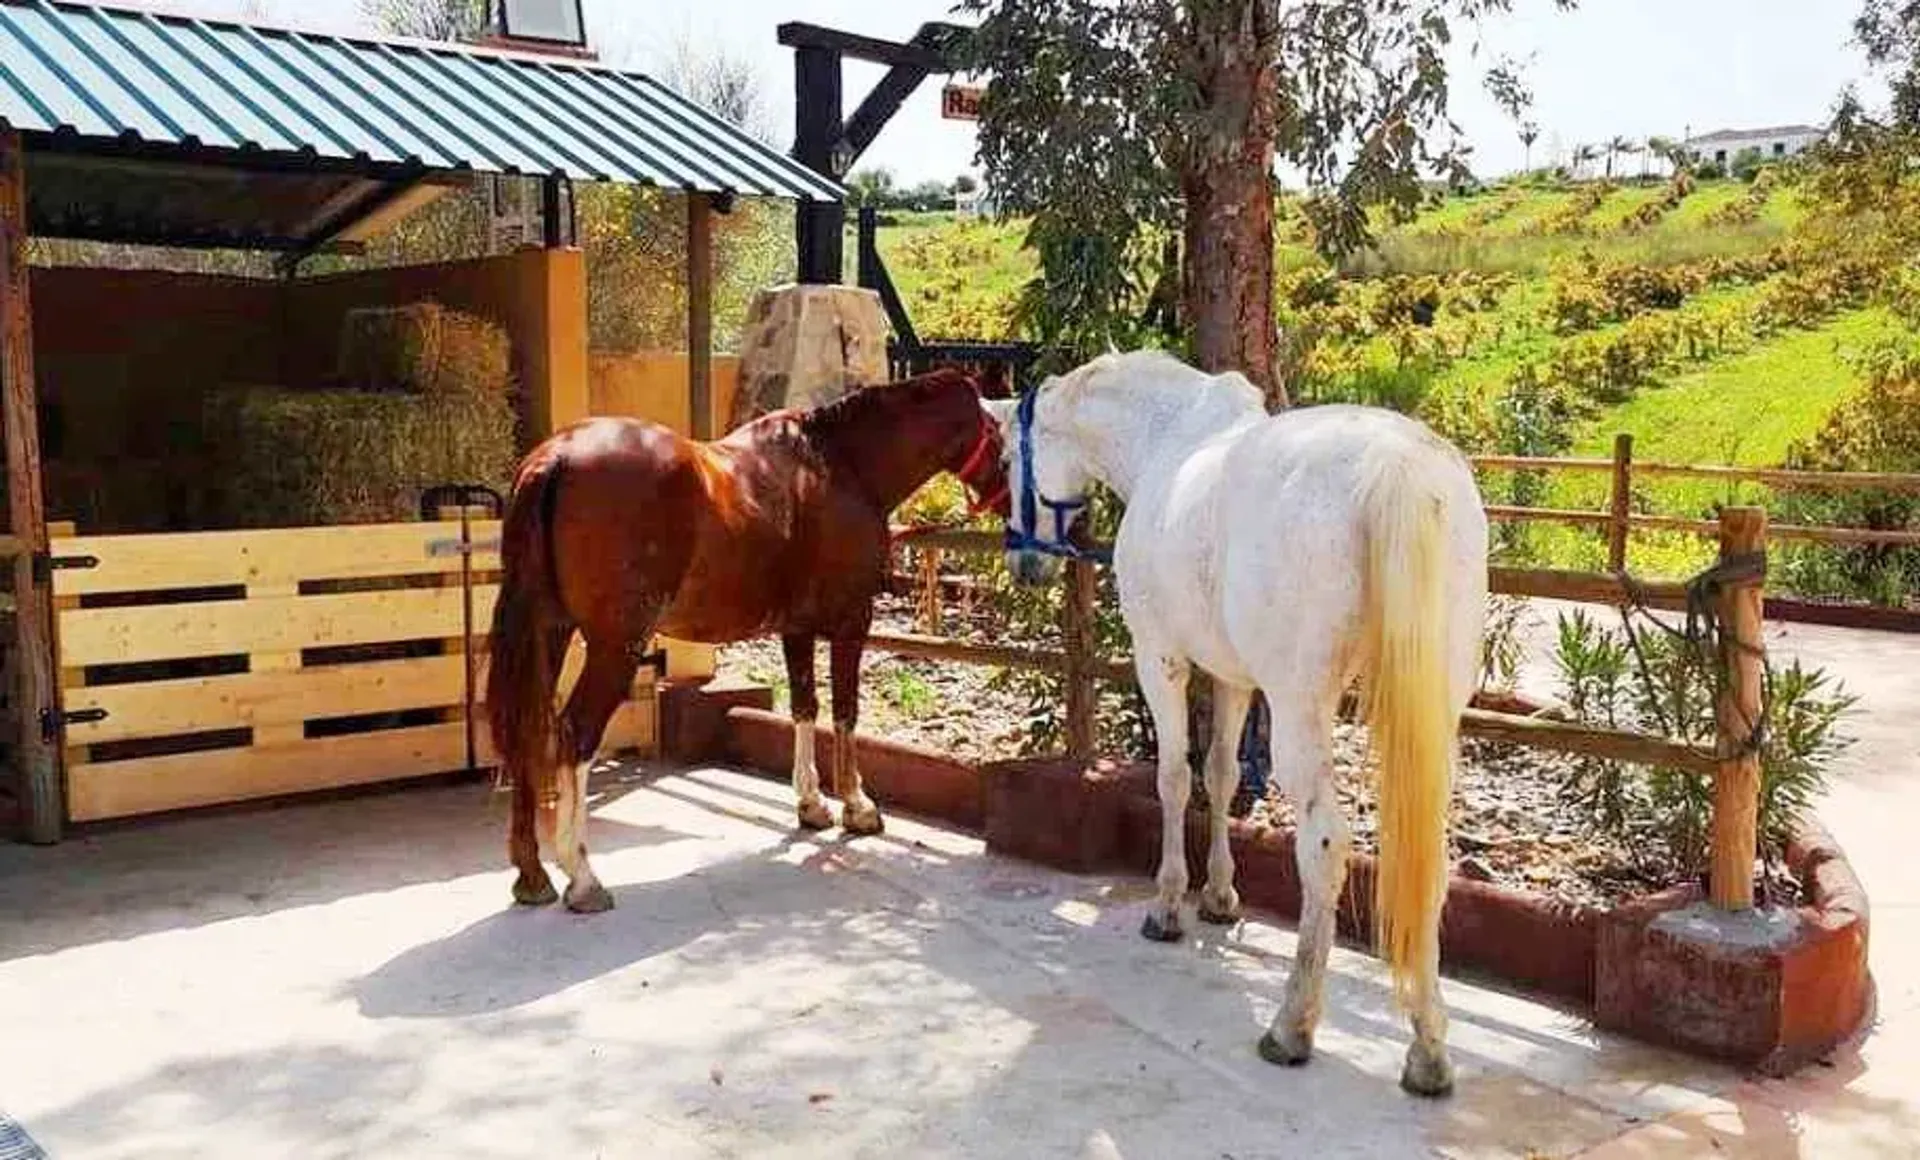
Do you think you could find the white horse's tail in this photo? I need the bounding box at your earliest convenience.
[1357,440,1458,1012]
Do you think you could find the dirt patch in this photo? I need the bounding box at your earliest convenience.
[715,592,1719,912]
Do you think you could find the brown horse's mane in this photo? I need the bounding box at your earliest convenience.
[794,368,975,444]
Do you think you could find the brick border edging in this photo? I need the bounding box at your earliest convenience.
[707,704,1597,1004]
[685,696,1870,1074]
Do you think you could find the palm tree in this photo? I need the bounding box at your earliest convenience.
[1519,122,1540,173]
[1645,135,1679,175]
[1572,144,1601,180]
[1605,136,1637,180]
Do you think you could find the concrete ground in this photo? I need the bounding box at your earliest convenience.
[0,603,1913,1158]
[3,763,1742,1160]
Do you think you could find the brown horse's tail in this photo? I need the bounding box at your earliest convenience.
[488,453,568,806]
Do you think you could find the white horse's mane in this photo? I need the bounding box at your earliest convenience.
[1054,349,1266,417]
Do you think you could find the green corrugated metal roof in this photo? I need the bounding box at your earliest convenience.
[0,0,842,202]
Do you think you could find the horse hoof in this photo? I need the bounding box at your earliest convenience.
[564,881,616,914]
[1401,1048,1455,1098]
[1140,911,1184,943]
[512,870,558,907]
[841,806,884,836]
[1198,891,1241,926]
[797,801,835,831]
[1258,1029,1313,1067]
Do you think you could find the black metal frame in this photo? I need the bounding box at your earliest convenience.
[420,484,506,775]
[781,21,968,284]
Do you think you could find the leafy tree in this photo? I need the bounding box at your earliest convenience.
[656,33,775,144]
[846,169,897,211]
[958,0,1574,406]
[1730,146,1767,183]
[1519,122,1540,172]
[953,174,980,195]
[1644,134,1686,176]
[359,0,487,40]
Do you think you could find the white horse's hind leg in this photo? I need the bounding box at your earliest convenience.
[1135,646,1193,943]
[1198,679,1254,925]
[1398,558,1485,1095]
[1258,702,1347,1066]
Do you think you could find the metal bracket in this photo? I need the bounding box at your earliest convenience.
[427,537,503,559]
[40,706,107,743]
[31,551,99,586]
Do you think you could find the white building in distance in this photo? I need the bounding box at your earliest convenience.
[1688,124,1825,167]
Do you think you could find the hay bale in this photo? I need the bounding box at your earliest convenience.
[200,386,516,528]
[337,302,511,397]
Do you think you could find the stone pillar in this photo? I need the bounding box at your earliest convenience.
[729,283,891,430]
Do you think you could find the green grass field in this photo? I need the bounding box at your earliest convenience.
[873,173,1885,582]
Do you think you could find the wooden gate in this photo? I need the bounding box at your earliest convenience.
[47,519,677,823]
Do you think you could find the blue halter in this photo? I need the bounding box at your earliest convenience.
[1005,389,1110,563]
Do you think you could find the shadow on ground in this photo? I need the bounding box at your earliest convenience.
[0,763,690,963]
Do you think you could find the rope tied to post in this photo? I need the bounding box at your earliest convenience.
[1615,547,1771,760]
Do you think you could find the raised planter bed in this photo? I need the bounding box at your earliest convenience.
[687,696,1870,1076]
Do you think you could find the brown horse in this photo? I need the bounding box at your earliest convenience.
[487,368,1011,912]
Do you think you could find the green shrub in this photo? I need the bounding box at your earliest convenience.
[1551,608,1855,880]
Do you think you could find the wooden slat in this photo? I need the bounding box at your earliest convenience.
[1471,454,1920,492]
[68,722,472,822]
[58,585,499,667]
[52,520,501,597]
[867,630,1071,674]
[1471,454,1615,473]
[688,191,715,440]
[1632,462,1920,493]
[1490,566,1691,611]
[1460,708,1718,775]
[63,655,470,745]
[1485,504,1614,527]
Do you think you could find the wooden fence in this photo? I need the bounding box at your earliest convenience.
[1476,434,1920,630]
[38,519,705,823]
[887,505,1770,911]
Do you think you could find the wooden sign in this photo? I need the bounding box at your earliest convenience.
[941,84,984,121]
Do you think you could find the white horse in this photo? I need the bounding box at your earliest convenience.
[983,349,1488,1097]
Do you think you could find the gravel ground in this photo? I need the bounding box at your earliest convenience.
[715,591,1710,911]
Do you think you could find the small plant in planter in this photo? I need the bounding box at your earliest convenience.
[1550,609,1858,899]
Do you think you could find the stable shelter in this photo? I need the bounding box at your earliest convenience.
[0,0,842,842]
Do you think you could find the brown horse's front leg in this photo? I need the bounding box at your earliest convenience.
[784,633,832,831]
[830,637,882,835]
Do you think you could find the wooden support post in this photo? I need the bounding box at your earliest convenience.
[687,192,714,440]
[541,173,566,248]
[1608,432,1634,573]
[1710,505,1767,910]
[793,46,845,283]
[917,548,943,635]
[0,130,61,843]
[1062,536,1098,762]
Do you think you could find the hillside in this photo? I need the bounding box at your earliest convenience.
[871,172,1913,601]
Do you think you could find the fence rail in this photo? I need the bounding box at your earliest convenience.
[1473,435,1920,554]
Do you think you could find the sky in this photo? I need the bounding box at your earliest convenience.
[121,0,1889,186]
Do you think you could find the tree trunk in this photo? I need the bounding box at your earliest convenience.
[1178,0,1286,409]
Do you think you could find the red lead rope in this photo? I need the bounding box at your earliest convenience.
[953,424,1009,517]
[891,425,1008,551]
